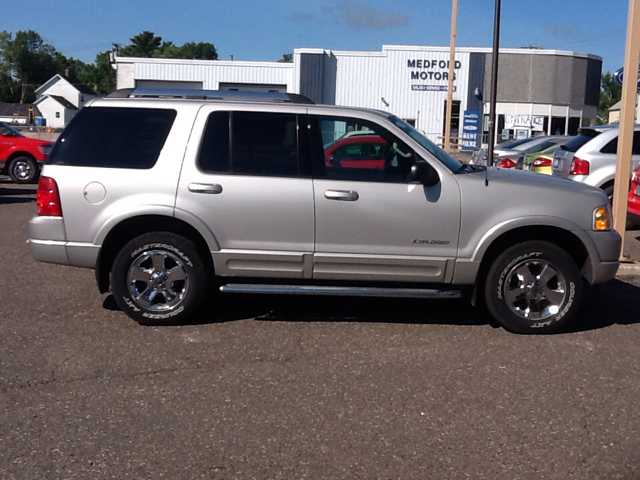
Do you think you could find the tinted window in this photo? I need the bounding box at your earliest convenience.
[198,112,230,172]
[233,112,298,176]
[198,111,299,177]
[601,131,640,154]
[601,137,618,154]
[314,116,416,183]
[562,130,600,153]
[48,107,176,168]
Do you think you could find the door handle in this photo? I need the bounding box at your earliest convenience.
[324,190,359,201]
[188,183,223,194]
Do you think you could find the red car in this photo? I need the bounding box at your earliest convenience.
[628,165,640,227]
[324,135,391,169]
[0,122,53,184]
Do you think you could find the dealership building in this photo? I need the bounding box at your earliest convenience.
[115,44,601,149]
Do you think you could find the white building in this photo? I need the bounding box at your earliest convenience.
[115,45,602,148]
[34,72,101,128]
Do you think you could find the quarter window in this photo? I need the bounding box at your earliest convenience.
[47,107,176,169]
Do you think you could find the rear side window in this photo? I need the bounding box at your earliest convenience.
[600,131,640,154]
[198,111,301,177]
[48,107,176,169]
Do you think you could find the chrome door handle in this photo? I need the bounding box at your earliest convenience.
[188,183,223,194]
[324,190,359,201]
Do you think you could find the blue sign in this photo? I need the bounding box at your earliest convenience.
[613,66,640,92]
[462,110,480,151]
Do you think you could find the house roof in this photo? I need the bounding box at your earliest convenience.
[0,103,41,118]
[47,95,78,110]
[35,73,99,96]
[609,101,622,112]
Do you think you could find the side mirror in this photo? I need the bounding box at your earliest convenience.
[410,161,439,186]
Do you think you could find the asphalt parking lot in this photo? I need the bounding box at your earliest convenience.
[1,180,640,479]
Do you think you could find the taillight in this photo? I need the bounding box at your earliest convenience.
[632,168,640,183]
[498,158,516,169]
[533,157,552,167]
[570,157,590,175]
[37,176,62,216]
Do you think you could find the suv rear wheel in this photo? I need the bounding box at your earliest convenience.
[111,232,209,325]
[484,241,583,334]
[9,156,39,184]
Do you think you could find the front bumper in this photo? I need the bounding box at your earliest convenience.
[581,229,621,284]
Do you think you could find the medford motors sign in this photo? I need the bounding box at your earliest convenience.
[408,59,462,82]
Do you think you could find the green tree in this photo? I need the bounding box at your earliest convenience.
[599,71,623,124]
[1,30,68,103]
[78,50,113,94]
[119,31,162,58]
[278,53,293,63]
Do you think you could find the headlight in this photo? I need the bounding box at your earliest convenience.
[593,205,612,231]
[38,145,52,156]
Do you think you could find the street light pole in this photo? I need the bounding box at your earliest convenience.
[444,0,459,154]
[486,0,502,167]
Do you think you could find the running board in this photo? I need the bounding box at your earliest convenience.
[219,284,464,299]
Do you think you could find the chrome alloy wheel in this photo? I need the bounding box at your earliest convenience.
[127,249,190,311]
[12,159,33,181]
[503,259,567,320]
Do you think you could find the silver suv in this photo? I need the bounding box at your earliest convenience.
[28,89,621,334]
[552,124,640,199]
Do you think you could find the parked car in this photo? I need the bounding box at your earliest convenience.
[551,124,640,200]
[324,135,390,169]
[473,136,567,168]
[28,88,621,334]
[520,139,574,174]
[628,164,640,228]
[0,122,53,183]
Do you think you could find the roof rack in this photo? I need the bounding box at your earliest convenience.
[107,88,314,104]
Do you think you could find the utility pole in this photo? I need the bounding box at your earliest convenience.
[444,0,458,153]
[486,0,502,167]
[612,0,640,258]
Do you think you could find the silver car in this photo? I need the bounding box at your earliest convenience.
[552,124,640,199]
[28,88,621,334]
[472,136,567,167]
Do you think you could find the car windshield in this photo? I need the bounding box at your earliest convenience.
[389,116,461,172]
[0,122,24,137]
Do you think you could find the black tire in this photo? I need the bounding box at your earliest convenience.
[8,156,39,184]
[602,184,614,204]
[111,232,209,326]
[484,241,583,334]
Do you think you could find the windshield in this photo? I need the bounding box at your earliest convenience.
[0,122,23,137]
[390,116,461,172]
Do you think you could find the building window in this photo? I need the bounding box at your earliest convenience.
[55,112,60,118]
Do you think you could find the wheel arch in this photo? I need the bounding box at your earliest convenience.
[96,215,215,293]
[470,225,590,306]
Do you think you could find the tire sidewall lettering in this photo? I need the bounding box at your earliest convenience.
[130,243,194,268]
[497,251,543,300]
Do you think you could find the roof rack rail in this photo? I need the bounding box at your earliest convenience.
[107,88,314,104]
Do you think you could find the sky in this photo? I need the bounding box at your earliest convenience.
[1,0,630,74]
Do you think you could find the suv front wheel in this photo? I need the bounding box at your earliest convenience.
[484,241,583,334]
[111,232,209,325]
